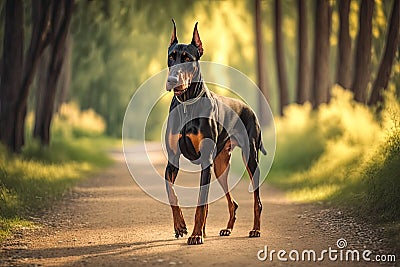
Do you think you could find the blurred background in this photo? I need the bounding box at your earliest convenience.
[1,0,399,143]
[0,0,399,247]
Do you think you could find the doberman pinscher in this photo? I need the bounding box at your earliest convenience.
[164,20,267,245]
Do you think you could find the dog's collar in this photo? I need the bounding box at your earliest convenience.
[175,81,206,113]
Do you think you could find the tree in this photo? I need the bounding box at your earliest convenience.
[336,0,352,90]
[0,0,54,152]
[34,0,74,145]
[369,0,400,106]
[352,0,374,103]
[34,47,50,143]
[312,0,331,109]
[296,0,310,104]
[0,0,24,151]
[254,0,269,125]
[274,0,289,115]
[55,31,73,112]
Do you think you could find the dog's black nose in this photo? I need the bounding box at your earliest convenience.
[167,76,179,84]
[166,76,179,91]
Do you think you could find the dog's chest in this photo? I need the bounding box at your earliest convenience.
[167,97,217,163]
[178,119,203,162]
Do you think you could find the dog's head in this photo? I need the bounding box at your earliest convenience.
[166,19,203,97]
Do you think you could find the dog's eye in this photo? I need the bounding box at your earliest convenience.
[169,52,176,61]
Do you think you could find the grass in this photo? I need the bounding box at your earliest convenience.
[361,124,400,221]
[0,218,34,241]
[0,137,116,241]
[265,86,400,246]
[0,103,119,242]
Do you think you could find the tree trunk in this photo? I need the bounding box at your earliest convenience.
[274,0,289,115]
[0,0,24,152]
[312,0,331,109]
[34,0,74,145]
[296,0,310,104]
[368,0,400,106]
[14,0,53,151]
[55,31,72,111]
[33,47,50,139]
[352,0,374,103]
[0,0,54,152]
[254,0,269,126]
[336,0,352,89]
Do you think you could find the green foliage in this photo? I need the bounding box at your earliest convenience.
[362,126,400,221]
[53,102,106,139]
[0,104,115,241]
[272,103,325,172]
[25,102,106,143]
[70,1,195,137]
[0,218,33,241]
[0,137,113,241]
[67,0,396,136]
[21,138,113,166]
[0,137,113,214]
[268,86,400,224]
[361,89,400,222]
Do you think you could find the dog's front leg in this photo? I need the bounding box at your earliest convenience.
[187,165,211,245]
[165,162,187,238]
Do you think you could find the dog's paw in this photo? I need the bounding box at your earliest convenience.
[187,234,203,245]
[249,229,261,238]
[174,226,188,238]
[219,228,232,236]
[173,213,187,239]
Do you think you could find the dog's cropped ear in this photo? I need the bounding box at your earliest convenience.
[169,19,178,47]
[191,22,203,57]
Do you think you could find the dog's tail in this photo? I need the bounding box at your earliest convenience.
[259,140,267,156]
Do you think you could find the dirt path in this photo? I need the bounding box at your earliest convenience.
[1,144,395,266]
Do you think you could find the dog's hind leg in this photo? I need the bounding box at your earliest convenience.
[214,140,238,236]
[243,145,262,238]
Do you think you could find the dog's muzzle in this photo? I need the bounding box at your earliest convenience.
[166,76,179,91]
[166,75,190,96]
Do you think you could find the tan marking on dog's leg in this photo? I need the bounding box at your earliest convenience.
[214,140,238,236]
[168,133,181,154]
[243,149,262,238]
